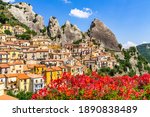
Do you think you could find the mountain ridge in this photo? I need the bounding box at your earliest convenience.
[137,43,150,63]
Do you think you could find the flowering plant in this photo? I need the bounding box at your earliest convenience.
[32,72,150,100]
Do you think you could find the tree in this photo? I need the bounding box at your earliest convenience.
[7,90,33,100]
[16,91,33,100]
[128,69,136,77]
[118,43,122,50]
[16,34,31,40]
[4,30,12,35]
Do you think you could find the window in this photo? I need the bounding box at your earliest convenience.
[24,79,26,84]
[36,80,38,83]
[40,79,43,82]
[24,85,27,90]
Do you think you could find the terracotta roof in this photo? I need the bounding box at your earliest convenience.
[0,95,18,100]
[0,74,5,78]
[51,66,62,71]
[27,64,36,69]
[0,52,8,55]
[23,65,30,71]
[17,73,30,80]
[27,74,43,78]
[0,64,10,68]
[42,59,63,62]
[35,64,46,68]
[59,66,67,69]
[5,74,18,78]
[36,49,49,52]
[9,61,23,65]
[23,51,36,53]
[45,68,53,72]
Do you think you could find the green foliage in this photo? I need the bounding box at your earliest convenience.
[40,27,47,35]
[0,12,9,24]
[85,68,92,76]
[16,91,33,100]
[137,43,150,63]
[0,2,38,37]
[92,39,98,45]
[4,30,12,35]
[128,69,136,77]
[0,0,8,5]
[73,39,82,45]
[16,33,31,40]
[118,43,122,49]
[25,29,37,36]
[7,90,16,97]
[7,90,33,100]
[33,18,37,23]
[98,67,117,76]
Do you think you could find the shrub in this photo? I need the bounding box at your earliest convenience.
[32,73,150,100]
[4,30,12,35]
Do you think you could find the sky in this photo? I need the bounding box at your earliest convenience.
[3,0,150,47]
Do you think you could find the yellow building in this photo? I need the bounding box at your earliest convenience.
[45,67,62,85]
[1,24,13,33]
[9,61,24,74]
[17,73,31,92]
[34,64,46,75]
[7,50,22,61]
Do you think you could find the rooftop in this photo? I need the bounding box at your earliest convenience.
[0,95,18,100]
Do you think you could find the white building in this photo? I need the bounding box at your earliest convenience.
[28,74,45,93]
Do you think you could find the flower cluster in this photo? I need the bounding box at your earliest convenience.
[32,72,150,100]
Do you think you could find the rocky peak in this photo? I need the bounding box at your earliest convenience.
[8,2,44,33]
[47,17,83,43]
[65,20,71,26]
[61,21,83,42]
[89,19,120,51]
[48,16,62,38]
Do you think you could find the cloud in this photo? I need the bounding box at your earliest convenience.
[123,41,137,49]
[2,0,15,2]
[69,8,93,18]
[63,0,71,4]
[142,41,147,44]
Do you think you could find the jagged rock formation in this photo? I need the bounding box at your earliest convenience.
[47,17,120,51]
[8,2,44,32]
[47,16,62,39]
[89,19,120,51]
[47,17,83,43]
[61,20,83,42]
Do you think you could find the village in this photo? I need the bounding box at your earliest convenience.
[0,24,118,99]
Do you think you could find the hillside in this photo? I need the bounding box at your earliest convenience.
[137,43,150,63]
[0,0,45,37]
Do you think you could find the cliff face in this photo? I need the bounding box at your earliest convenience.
[89,19,120,51]
[47,17,120,51]
[8,2,44,32]
[47,17,83,43]
[47,17,62,39]
[61,20,83,42]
